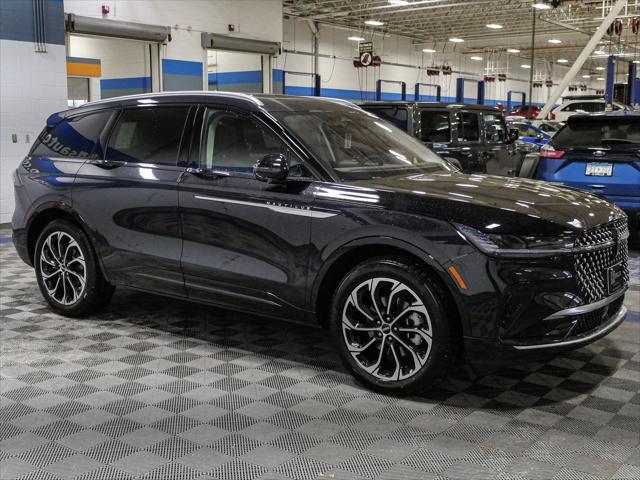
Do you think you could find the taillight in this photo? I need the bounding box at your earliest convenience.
[540,145,565,158]
[550,112,556,120]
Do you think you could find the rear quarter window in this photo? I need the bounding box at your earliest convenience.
[31,110,112,159]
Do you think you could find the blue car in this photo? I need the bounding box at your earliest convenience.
[508,121,552,150]
[521,112,639,232]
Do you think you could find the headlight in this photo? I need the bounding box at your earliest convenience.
[455,224,576,258]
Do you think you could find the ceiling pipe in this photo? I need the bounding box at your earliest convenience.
[537,0,628,120]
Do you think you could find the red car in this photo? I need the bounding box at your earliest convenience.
[510,105,540,118]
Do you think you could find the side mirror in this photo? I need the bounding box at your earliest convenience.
[508,128,519,142]
[254,153,289,182]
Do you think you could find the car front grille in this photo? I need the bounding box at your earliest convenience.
[574,219,629,303]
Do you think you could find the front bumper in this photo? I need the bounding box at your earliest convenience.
[464,288,627,369]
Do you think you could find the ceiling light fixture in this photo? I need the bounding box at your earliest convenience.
[597,77,604,81]
[388,0,409,5]
[422,48,436,53]
[548,39,562,44]
[595,66,605,71]
[470,56,483,61]
[348,36,365,42]
[582,74,591,78]
[594,50,606,55]
[486,24,503,29]
[507,48,520,53]
[521,64,531,69]
[557,58,568,63]
[365,20,384,26]
[532,2,552,10]
[449,37,464,43]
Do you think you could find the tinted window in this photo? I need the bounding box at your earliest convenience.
[484,113,507,143]
[419,111,450,143]
[106,107,189,165]
[363,106,408,131]
[552,117,640,149]
[31,110,112,158]
[458,112,480,141]
[513,123,538,137]
[202,110,306,176]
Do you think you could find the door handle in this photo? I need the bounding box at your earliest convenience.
[90,159,126,169]
[186,167,230,179]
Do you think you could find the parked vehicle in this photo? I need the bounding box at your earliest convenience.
[13,93,630,393]
[508,120,552,150]
[359,102,522,176]
[519,112,639,233]
[551,98,625,122]
[534,120,563,134]
[510,105,540,119]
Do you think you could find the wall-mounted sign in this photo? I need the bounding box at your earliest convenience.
[358,42,373,54]
[360,52,372,66]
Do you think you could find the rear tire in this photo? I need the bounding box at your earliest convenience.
[329,256,457,394]
[34,219,114,317]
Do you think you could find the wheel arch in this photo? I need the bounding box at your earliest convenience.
[311,237,466,340]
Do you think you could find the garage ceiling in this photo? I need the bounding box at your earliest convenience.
[284,0,640,64]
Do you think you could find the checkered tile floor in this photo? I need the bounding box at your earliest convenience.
[1,228,639,480]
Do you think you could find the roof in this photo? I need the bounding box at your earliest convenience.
[54,91,363,118]
[568,111,640,121]
[358,101,501,112]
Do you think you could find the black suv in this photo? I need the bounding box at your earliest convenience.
[12,93,629,393]
[360,102,521,176]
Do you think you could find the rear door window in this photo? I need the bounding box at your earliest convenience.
[31,110,112,159]
[363,106,408,131]
[106,107,190,166]
[419,110,450,143]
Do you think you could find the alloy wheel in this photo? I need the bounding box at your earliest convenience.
[39,231,87,305]
[341,277,433,381]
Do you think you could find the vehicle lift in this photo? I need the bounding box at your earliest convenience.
[506,91,526,113]
[281,70,321,96]
[414,83,441,102]
[375,79,407,101]
[605,55,640,107]
[455,78,485,105]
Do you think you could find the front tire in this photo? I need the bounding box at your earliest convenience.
[34,219,114,317]
[329,256,456,394]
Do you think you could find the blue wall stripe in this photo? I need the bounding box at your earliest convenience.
[162,59,203,76]
[100,77,152,90]
[208,70,262,85]
[0,236,12,245]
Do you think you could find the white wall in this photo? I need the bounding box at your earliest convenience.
[0,40,68,224]
[277,18,592,104]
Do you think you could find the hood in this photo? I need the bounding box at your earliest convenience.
[351,172,625,235]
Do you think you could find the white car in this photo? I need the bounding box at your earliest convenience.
[551,99,624,122]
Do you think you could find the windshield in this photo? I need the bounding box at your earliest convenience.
[552,117,640,150]
[271,106,453,181]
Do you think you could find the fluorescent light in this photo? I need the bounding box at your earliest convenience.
[595,66,605,71]
[582,74,591,79]
[348,36,365,41]
[597,77,604,81]
[388,0,409,5]
[548,39,562,44]
[449,37,464,43]
[521,64,531,69]
[594,50,606,55]
[557,58,568,63]
[532,2,551,9]
[634,60,640,64]
[507,48,520,53]
[422,48,436,53]
[365,20,384,26]
[470,56,483,61]
[486,24,503,29]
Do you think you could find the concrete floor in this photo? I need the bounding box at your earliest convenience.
[1,228,639,480]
